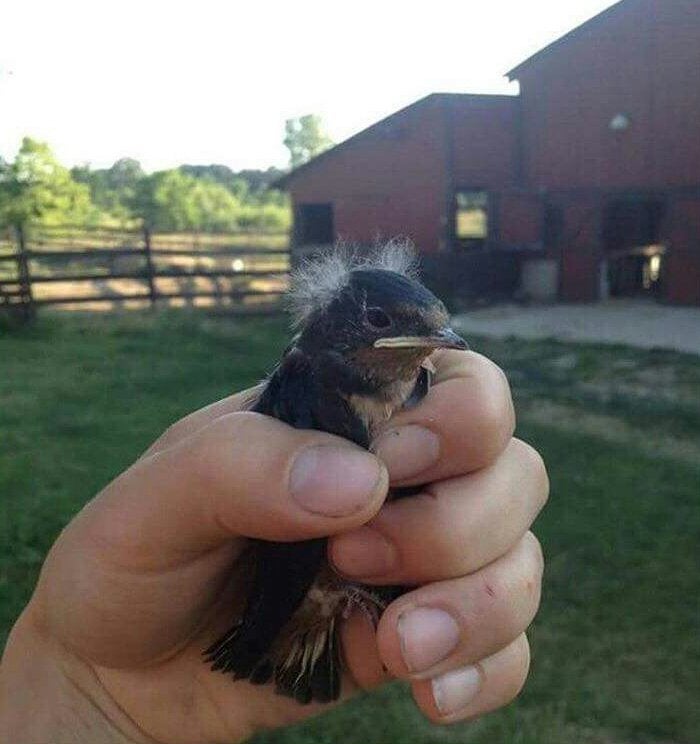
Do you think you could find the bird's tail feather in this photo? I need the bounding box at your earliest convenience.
[276,616,341,704]
[204,538,327,688]
[204,619,274,682]
[204,616,341,704]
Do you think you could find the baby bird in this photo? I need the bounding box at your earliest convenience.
[205,242,467,704]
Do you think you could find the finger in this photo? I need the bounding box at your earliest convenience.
[411,634,530,724]
[376,533,543,680]
[141,385,263,458]
[38,413,389,665]
[74,412,389,568]
[340,611,390,691]
[372,351,515,486]
[329,439,548,584]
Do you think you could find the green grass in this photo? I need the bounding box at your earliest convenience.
[1,312,699,744]
[0,312,289,641]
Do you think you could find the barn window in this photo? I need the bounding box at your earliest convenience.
[295,203,334,246]
[455,191,488,246]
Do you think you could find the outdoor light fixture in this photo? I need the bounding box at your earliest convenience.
[609,113,631,131]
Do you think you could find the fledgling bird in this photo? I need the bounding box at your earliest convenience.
[204,242,468,704]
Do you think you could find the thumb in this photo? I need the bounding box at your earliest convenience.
[79,411,389,568]
[34,412,387,668]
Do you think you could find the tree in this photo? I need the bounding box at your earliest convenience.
[234,167,286,193]
[283,115,334,169]
[179,164,236,188]
[189,178,242,231]
[71,158,145,222]
[1,138,292,233]
[0,138,94,227]
[133,170,242,232]
[178,165,286,199]
[106,158,144,191]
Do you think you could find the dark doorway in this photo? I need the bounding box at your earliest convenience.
[295,203,334,246]
[603,198,666,298]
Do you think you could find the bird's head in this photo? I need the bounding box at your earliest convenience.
[290,244,467,386]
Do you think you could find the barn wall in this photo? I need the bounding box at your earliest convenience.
[517,0,700,190]
[664,197,700,305]
[288,97,449,253]
[287,94,520,255]
[650,1,700,187]
[498,192,543,248]
[448,97,518,190]
[512,0,700,304]
[284,0,700,305]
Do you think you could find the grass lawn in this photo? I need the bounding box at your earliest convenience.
[1,311,699,744]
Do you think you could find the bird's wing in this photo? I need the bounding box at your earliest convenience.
[255,346,370,446]
[206,345,370,685]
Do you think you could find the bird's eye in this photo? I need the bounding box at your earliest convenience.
[366,307,392,330]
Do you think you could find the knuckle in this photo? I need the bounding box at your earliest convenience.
[513,439,550,507]
[489,361,516,435]
[518,532,545,590]
[490,633,530,706]
[515,540,545,627]
[464,355,515,439]
[161,420,182,441]
[526,532,545,577]
[501,634,531,702]
[474,393,513,455]
[467,568,517,638]
[151,420,186,452]
[471,351,508,387]
[477,536,543,634]
[492,360,515,407]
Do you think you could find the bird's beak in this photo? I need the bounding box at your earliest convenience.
[374,327,469,351]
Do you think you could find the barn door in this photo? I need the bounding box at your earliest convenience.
[558,200,602,302]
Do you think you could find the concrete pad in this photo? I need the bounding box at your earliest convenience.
[453,300,700,356]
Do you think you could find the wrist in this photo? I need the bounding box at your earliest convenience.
[0,607,150,744]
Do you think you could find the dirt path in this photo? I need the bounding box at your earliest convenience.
[454,300,700,356]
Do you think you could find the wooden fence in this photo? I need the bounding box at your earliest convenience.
[0,225,290,320]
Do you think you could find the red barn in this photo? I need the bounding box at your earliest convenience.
[276,0,700,306]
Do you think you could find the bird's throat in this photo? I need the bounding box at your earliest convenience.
[344,357,432,437]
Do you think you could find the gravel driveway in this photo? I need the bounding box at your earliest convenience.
[453,300,700,356]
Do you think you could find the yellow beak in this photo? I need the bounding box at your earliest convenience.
[374,328,468,351]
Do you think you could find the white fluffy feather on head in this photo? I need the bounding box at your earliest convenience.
[287,238,419,326]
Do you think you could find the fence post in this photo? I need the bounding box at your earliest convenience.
[15,224,35,321]
[143,226,157,307]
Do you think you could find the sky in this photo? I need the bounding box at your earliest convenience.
[1,0,618,173]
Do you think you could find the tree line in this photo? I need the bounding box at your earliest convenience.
[0,115,334,234]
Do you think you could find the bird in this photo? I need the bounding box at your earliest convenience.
[204,241,468,704]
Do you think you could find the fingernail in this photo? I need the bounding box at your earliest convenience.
[331,527,396,577]
[290,446,383,517]
[432,665,482,716]
[373,426,440,481]
[398,607,460,673]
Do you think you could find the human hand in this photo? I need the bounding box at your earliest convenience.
[0,350,547,743]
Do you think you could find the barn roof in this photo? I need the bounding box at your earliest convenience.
[275,2,642,190]
[507,0,629,80]
[273,92,515,189]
